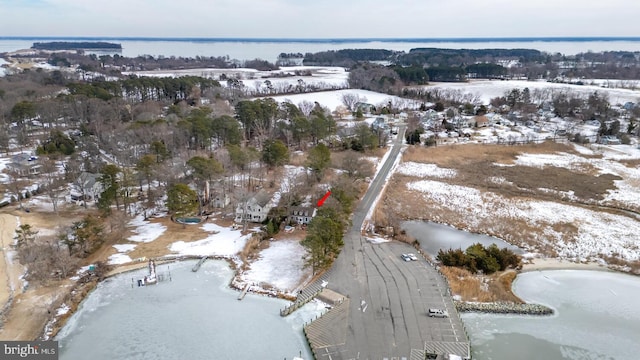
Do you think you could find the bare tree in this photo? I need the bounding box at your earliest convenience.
[340,150,375,180]
[298,100,315,117]
[6,169,28,210]
[41,159,65,215]
[341,93,365,112]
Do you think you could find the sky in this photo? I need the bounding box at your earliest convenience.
[1,0,640,38]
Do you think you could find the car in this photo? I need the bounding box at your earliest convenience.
[401,254,412,262]
[428,308,449,318]
[407,253,418,261]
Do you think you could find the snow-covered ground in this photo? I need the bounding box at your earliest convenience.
[127,214,167,243]
[511,144,640,210]
[267,89,422,112]
[0,157,11,184]
[426,79,640,105]
[108,244,139,265]
[397,161,457,179]
[241,239,309,294]
[398,143,640,264]
[107,253,132,265]
[169,222,251,257]
[163,220,310,295]
[268,165,306,208]
[124,65,348,90]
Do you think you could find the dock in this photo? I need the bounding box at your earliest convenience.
[238,284,250,300]
[191,256,207,272]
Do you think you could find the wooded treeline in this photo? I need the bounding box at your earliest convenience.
[32,41,122,50]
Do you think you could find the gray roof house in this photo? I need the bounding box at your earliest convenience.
[235,190,272,223]
[6,153,41,177]
[288,206,317,225]
[212,190,230,208]
[71,172,103,202]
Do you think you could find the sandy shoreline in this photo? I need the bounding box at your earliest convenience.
[521,257,612,272]
[0,214,25,317]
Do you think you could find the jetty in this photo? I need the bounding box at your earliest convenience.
[281,272,331,316]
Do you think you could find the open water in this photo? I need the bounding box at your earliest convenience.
[55,224,640,360]
[402,221,525,257]
[462,270,640,360]
[1,37,640,63]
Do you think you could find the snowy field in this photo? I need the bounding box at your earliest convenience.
[169,222,251,257]
[127,214,167,243]
[267,89,422,112]
[426,79,640,105]
[124,65,348,89]
[398,142,640,265]
[241,239,309,294]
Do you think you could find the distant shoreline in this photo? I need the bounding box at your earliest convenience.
[2,36,640,43]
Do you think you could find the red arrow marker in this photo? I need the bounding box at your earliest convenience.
[317,190,331,207]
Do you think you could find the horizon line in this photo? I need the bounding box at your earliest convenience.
[2,36,640,43]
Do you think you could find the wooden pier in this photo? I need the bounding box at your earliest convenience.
[238,284,250,300]
[191,256,207,272]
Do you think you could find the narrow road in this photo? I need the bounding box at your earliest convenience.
[308,125,470,359]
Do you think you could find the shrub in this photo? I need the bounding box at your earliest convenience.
[424,136,437,147]
[620,134,631,145]
[437,243,521,274]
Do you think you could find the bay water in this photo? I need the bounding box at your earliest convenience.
[1,38,640,63]
[463,270,640,360]
[56,260,320,360]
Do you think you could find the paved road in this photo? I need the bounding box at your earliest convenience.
[309,126,470,360]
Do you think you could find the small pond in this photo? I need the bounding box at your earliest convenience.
[402,221,525,257]
[176,217,202,224]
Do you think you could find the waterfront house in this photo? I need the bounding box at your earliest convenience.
[6,153,41,177]
[234,190,272,223]
[288,206,317,225]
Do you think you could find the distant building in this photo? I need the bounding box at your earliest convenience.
[6,153,41,177]
[71,172,103,202]
[599,136,621,145]
[211,190,230,208]
[235,190,272,223]
[288,206,317,225]
[356,102,375,114]
[474,115,489,127]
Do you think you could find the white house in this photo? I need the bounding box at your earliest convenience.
[288,206,317,225]
[71,172,103,202]
[235,190,272,223]
[205,181,230,208]
[212,190,230,208]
